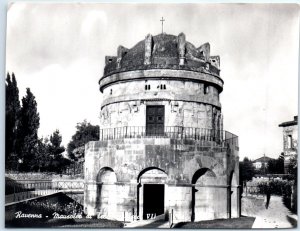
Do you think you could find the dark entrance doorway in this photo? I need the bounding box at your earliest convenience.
[143,184,164,219]
[146,106,165,136]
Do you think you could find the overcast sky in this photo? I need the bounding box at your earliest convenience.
[6,3,299,160]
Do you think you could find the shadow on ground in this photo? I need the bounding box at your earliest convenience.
[173,216,255,229]
[136,220,168,228]
[286,215,297,228]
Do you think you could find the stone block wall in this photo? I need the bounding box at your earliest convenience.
[194,186,225,220]
[84,137,239,222]
[99,68,223,134]
[167,185,192,222]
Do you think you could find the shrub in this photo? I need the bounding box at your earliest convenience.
[255,179,297,214]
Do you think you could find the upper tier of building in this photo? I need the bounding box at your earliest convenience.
[99,33,223,92]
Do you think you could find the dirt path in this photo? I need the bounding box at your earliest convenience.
[243,195,295,228]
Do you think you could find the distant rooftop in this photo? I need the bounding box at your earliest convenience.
[253,156,274,163]
[278,116,298,127]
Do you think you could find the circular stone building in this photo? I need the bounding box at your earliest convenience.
[84,33,240,223]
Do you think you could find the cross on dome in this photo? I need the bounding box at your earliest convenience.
[160,17,165,34]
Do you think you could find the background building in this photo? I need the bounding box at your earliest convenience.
[279,116,298,174]
[84,32,240,223]
[252,155,274,171]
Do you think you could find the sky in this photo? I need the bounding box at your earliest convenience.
[5,3,299,160]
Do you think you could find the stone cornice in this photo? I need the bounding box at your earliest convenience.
[99,69,224,93]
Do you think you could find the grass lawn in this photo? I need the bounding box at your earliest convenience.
[6,217,124,228]
[49,218,124,228]
[173,217,255,229]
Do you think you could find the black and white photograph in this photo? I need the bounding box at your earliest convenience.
[4,2,299,229]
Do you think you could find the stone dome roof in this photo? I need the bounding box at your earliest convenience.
[103,33,221,77]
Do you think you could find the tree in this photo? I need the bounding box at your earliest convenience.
[267,153,284,174]
[16,88,40,171]
[5,73,21,170]
[48,130,65,159]
[287,155,297,181]
[279,152,285,161]
[67,120,99,161]
[267,159,277,174]
[35,137,51,172]
[239,157,256,185]
[47,130,69,173]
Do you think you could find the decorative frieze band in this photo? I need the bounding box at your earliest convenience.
[101,96,221,110]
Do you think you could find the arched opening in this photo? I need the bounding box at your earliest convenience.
[97,167,116,182]
[191,168,216,222]
[137,167,168,220]
[137,167,167,182]
[96,167,117,219]
[229,170,238,218]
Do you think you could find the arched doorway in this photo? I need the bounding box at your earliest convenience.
[191,168,217,222]
[96,167,117,219]
[137,167,168,220]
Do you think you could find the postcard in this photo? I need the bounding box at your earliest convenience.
[5,3,299,228]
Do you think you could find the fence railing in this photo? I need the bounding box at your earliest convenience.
[5,179,84,204]
[99,126,238,144]
[6,179,84,192]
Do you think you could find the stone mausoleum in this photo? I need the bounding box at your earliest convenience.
[84,32,240,223]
